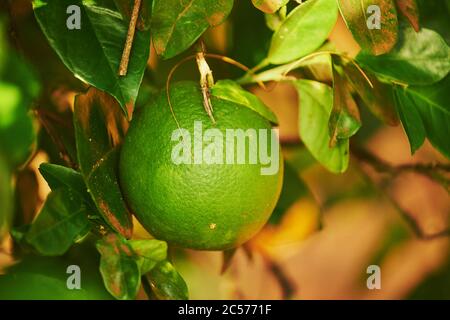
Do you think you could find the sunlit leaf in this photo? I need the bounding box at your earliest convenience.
[268,0,338,64]
[24,188,91,256]
[74,88,133,238]
[337,0,398,55]
[151,0,233,59]
[33,0,151,115]
[211,80,278,124]
[147,260,189,300]
[96,234,141,300]
[357,27,450,85]
[292,79,349,173]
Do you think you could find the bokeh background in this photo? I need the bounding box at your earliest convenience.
[1,0,449,299]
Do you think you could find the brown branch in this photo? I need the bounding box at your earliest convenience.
[118,0,142,76]
[351,145,450,192]
[351,146,450,240]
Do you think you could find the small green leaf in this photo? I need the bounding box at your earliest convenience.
[394,75,450,158]
[39,163,93,206]
[268,0,338,64]
[74,88,133,238]
[292,79,349,173]
[211,80,278,124]
[357,27,450,85]
[147,260,189,300]
[252,0,289,14]
[24,188,91,256]
[329,65,362,147]
[96,234,141,300]
[151,0,233,59]
[128,239,168,274]
[33,0,151,115]
[395,0,420,32]
[337,0,398,55]
[342,62,399,126]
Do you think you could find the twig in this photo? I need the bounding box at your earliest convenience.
[118,0,142,76]
[352,146,450,240]
[351,145,450,192]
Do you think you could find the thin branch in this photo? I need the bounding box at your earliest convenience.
[118,0,142,76]
[351,145,450,192]
[352,146,450,240]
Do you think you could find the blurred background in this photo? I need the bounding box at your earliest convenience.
[1,0,449,299]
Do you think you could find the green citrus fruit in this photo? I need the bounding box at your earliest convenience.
[119,81,283,250]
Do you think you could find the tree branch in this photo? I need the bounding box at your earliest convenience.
[351,145,450,240]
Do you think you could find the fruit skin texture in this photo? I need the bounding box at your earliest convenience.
[120,81,283,250]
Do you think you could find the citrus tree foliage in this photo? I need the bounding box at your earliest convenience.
[0,0,449,300]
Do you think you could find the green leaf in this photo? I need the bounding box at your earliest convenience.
[151,0,233,59]
[252,0,289,14]
[342,62,399,126]
[394,75,450,158]
[337,0,398,55]
[33,0,151,115]
[395,0,420,32]
[128,239,168,274]
[357,27,450,85]
[147,260,189,300]
[268,0,338,64]
[39,163,93,206]
[24,188,91,256]
[74,88,133,238]
[292,79,349,173]
[96,234,141,300]
[211,80,278,124]
[394,86,425,153]
[329,65,362,147]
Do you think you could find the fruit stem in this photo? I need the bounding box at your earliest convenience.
[118,0,142,77]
